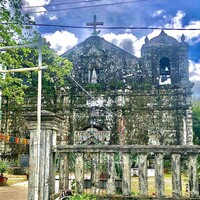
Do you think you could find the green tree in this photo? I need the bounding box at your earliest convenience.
[0,0,72,157]
[193,99,200,144]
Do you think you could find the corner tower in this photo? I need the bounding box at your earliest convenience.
[141,30,193,145]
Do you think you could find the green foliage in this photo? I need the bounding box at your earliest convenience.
[130,154,138,168]
[0,1,72,156]
[0,0,33,105]
[0,1,72,107]
[192,100,200,144]
[164,159,171,172]
[23,166,29,174]
[68,153,76,171]
[115,153,122,178]
[0,37,72,107]
[0,159,9,176]
[7,167,23,175]
[84,83,102,91]
[8,159,19,167]
[69,194,97,200]
[131,191,139,196]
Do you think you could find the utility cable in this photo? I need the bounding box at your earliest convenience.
[25,0,149,14]
[23,0,104,8]
[1,22,200,31]
[67,74,118,117]
[1,22,199,31]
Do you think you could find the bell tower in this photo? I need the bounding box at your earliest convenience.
[141,30,194,145]
[141,30,182,85]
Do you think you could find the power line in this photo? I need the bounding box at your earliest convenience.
[23,0,104,8]
[1,22,200,31]
[67,74,118,117]
[25,0,149,14]
[53,62,118,116]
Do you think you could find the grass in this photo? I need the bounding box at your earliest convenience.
[3,173,27,186]
[83,173,190,198]
[1,172,191,198]
[131,172,189,198]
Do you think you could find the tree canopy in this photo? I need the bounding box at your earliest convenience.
[193,99,200,144]
[0,0,73,157]
[0,0,72,106]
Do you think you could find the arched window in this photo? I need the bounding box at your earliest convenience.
[159,57,171,85]
[160,57,170,75]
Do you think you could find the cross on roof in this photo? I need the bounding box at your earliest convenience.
[86,15,104,36]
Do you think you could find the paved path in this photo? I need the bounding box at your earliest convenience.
[0,179,59,200]
[0,181,28,200]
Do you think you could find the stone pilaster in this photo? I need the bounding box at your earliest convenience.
[186,107,193,145]
[178,38,189,82]
[24,111,63,200]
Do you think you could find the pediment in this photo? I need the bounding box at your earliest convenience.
[81,135,102,145]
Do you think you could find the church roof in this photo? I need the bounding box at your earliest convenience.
[62,36,137,60]
[145,30,179,46]
[62,36,139,83]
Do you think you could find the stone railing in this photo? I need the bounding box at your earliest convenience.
[54,145,200,199]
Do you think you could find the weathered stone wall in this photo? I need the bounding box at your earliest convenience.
[61,32,193,146]
[64,84,192,145]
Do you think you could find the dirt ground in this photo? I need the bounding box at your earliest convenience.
[0,181,28,200]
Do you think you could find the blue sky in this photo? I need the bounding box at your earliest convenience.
[22,0,200,96]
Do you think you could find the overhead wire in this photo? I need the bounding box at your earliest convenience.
[24,0,150,14]
[1,22,200,31]
[67,74,118,117]
[23,0,105,8]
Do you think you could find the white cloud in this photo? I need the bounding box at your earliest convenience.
[102,30,166,57]
[138,10,200,56]
[22,0,51,18]
[103,33,138,55]
[100,10,200,90]
[43,31,78,55]
[192,81,200,97]
[189,60,200,82]
[49,15,57,21]
[160,10,200,45]
[171,10,185,28]
[152,10,164,17]
[102,11,198,57]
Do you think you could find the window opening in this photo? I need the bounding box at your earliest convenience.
[159,57,171,85]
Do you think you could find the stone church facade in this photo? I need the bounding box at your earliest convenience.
[62,30,193,146]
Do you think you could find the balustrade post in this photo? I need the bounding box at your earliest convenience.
[50,152,56,197]
[75,153,84,194]
[122,152,131,195]
[107,153,116,195]
[138,153,148,196]
[155,153,165,198]
[171,154,182,198]
[59,154,69,191]
[28,129,37,200]
[59,154,64,191]
[91,153,100,194]
[24,111,62,200]
[65,154,69,190]
[188,154,199,198]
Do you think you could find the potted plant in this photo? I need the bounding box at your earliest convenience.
[0,160,8,186]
